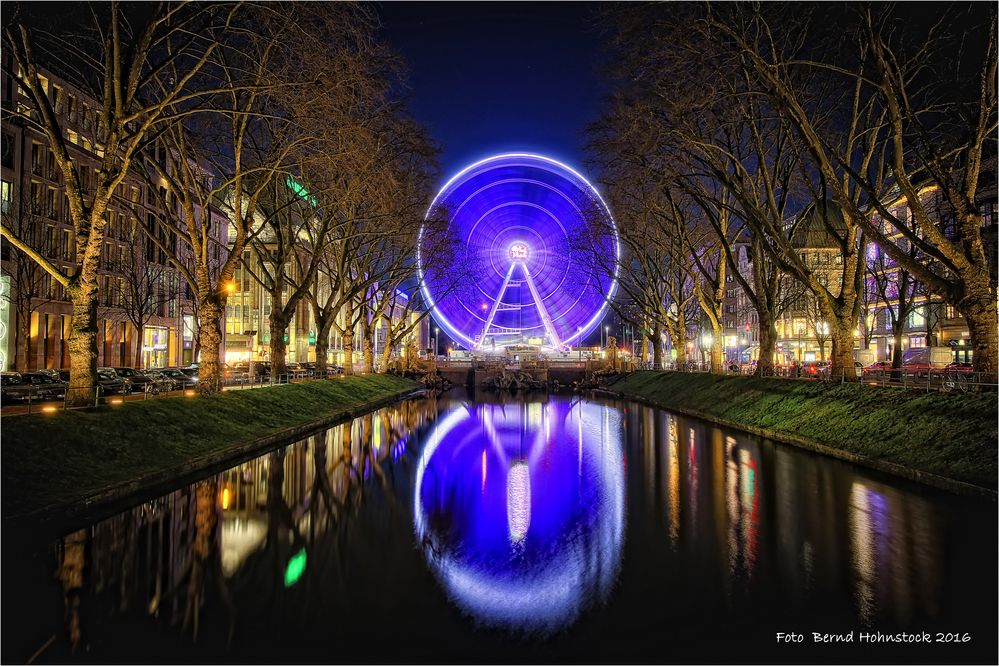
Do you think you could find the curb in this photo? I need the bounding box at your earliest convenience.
[4,385,426,531]
[595,387,997,500]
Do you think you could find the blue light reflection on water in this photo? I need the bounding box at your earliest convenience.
[414,399,625,632]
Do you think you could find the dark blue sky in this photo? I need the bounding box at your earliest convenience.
[379,1,606,181]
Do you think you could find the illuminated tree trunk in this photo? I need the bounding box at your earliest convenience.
[361,321,374,373]
[269,291,290,380]
[196,299,224,394]
[341,299,355,376]
[959,284,998,378]
[315,320,333,375]
[755,315,777,377]
[66,285,99,406]
[380,330,394,372]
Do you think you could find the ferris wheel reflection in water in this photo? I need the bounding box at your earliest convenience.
[413,398,626,632]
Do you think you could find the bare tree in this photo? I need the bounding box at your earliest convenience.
[1,183,56,371]
[1,2,230,404]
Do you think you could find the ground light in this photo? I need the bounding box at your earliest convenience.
[284,547,307,587]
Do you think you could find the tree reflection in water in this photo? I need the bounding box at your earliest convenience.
[40,395,440,657]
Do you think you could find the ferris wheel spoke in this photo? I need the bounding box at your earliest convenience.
[522,263,564,351]
[475,263,516,350]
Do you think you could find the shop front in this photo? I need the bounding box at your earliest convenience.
[142,326,169,369]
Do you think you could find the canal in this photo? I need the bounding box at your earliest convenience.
[4,390,996,663]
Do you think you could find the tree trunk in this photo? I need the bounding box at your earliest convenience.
[135,323,143,369]
[891,324,904,368]
[710,322,725,374]
[196,300,225,394]
[269,305,289,380]
[341,328,354,376]
[361,323,374,373]
[341,299,355,376]
[315,320,332,375]
[640,333,649,368]
[66,286,99,406]
[829,323,856,382]
[673,327,686,366]
[755,316,777,377]
[958,287,998,378]
[380,331,394,373]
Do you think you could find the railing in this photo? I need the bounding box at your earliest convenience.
[626,363,998,393]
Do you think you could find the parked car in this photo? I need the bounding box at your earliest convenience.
[819,361,863,379]
[1,372,34,403]
[799,360,829,377]
[19,371,69,399]
[112,367,157,393]
[159,368,199,389]
[144,371,182,393]
[96,369,129,396]
[863,361,893,375]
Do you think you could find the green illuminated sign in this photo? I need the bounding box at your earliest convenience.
[286,176,316,206]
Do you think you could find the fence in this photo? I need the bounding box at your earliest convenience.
[1,367,363,417]
[628,362,997,394]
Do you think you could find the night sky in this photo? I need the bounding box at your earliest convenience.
[379,1,606,180]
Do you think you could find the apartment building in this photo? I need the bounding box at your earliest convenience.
[0,57,225,371]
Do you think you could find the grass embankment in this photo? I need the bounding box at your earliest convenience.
[611,371,997,490]
[2,374,419,519]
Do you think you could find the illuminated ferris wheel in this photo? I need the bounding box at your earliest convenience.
[417,153,618,352]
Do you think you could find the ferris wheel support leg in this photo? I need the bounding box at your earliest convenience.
[522,264,565,351]
[476,263,516,350]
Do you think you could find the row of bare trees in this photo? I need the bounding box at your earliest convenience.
[584,3,996,379]
[2,2,451,403]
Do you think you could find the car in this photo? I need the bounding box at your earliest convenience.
[819,361,863,379]
[95,369,129,396]
[19,372,69,399]
[800,360,829,377]
[159,368,199,389]
[863,361,893,375]
[1,372,33,403]
[144,370,182,393]
[112,367,158,393]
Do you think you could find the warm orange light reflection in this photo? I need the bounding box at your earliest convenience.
[221,487,231,510]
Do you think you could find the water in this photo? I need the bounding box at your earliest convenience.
[4,391,996,663]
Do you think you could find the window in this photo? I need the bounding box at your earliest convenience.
[46,187,57,219]
[908,306,926,328]
[0,132,12,168]
[909,336,926,348]
[945,305,956,319]
[31,142,42,175]
[0,179,11,214]
[834,254,843,265]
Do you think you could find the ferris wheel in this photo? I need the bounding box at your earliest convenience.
[417,153,618,352]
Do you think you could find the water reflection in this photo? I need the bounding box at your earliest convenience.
[5,392,994,663]
[414,398,625,632]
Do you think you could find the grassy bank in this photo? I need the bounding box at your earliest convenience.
[611,371,997,490]
[2,374,419,519]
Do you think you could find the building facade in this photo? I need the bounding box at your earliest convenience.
[1,59,224,371]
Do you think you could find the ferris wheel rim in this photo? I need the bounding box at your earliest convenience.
[416,152,620,351]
